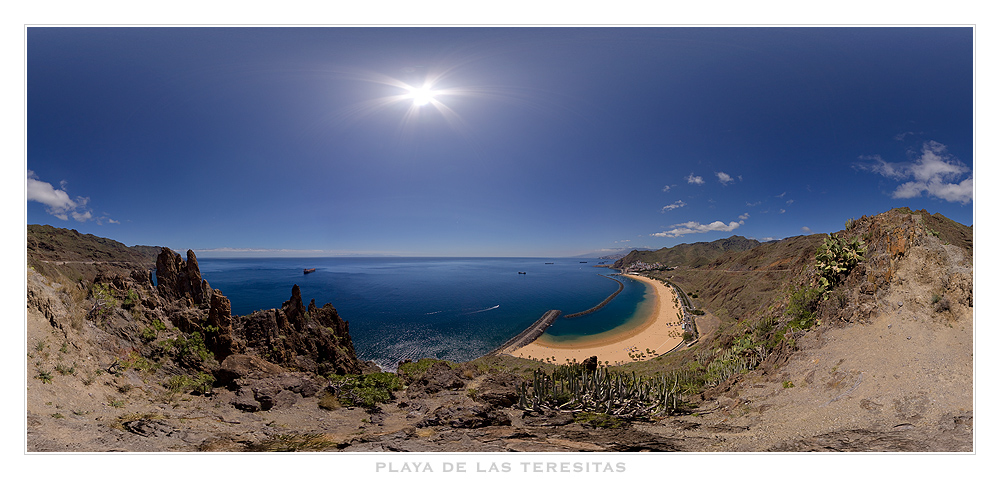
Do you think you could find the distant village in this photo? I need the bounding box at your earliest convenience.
[619,261,673,274]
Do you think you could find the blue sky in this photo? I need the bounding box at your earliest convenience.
[25,27,973,257]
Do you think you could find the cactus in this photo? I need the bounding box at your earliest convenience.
[514,365,684,419]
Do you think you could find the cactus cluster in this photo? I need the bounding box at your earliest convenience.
[515,365,682,419]
[815,234,866,290]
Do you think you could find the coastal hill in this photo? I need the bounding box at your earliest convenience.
[613,235,762,270]
[26,207,972,451]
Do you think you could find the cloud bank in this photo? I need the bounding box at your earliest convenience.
[859,141,972,204]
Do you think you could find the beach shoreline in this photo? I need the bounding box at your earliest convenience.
[508,274,685,365]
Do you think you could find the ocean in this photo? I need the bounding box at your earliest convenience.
[196,257,652,370]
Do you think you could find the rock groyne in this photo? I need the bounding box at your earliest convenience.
[564,274,625,318]
[487,309,561,356]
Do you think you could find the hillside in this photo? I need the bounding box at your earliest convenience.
[27,224,161,283]
[26,210,972,452]
[614,235,762,270]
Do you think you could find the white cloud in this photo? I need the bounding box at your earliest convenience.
[801,226,812,233]
[716,171,734,185]
[746,201,761,207]
[652,218,744,238]
[660,200,686,212]
[27,170,95,222]
[662,185,671,192]
[779,209,786,214]
[859,141,972,204]
[686,173,704,185]
[738,212,750,220]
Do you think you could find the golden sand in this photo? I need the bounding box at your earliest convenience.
[509,274,685,365]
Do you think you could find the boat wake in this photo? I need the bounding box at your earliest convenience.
[463,305,500,315]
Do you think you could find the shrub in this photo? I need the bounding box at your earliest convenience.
[35,370,53,384]
[140,327,158,342]
[159,331,213,367]
[91,283,118,317]
[317,391,342,410]
[574,411,625,429]
[786,286,822,331]
[246,433,338,452]
[165,372,215,395]
[326,372,403,409]
[123,289,139,309]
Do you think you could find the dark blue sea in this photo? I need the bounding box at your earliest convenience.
[196,257,651,370]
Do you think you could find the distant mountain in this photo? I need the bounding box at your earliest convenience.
[571,247,654,260]
[613,235,761,269]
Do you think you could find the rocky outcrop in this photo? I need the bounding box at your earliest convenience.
[815,208,973,325]
[234,285,363,376]
[155,247,212,306]
[405,362,467,398]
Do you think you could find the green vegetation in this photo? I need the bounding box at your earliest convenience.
[325,372,403,408]
[783,380,795,389]
[158,331,213,368]
[165,372,215,395]
[141,327,158,342]
[574,411,626,429]
[117,350,159,373]
[785,286,823,331]
[35,369,53,384]
[246,433,338,452]
[91,283,118,317]
[54,362,77,376]
[396,358,454,384]
[123,289,139,309]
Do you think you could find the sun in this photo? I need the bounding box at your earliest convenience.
[404,85,437,106]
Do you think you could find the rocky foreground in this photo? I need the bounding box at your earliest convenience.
[25,210,973,452]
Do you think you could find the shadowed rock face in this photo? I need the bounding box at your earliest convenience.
[149,247,361,374]
[155,247,212,306]
[234,285,362,376]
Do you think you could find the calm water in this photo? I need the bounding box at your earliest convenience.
[195,257,651,369]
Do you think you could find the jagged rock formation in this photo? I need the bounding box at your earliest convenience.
[234,285,362,375]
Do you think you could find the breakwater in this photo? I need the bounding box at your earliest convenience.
[487,309,562,356]
[564,274,625,318]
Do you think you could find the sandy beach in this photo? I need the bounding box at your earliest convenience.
[509,274,686,366]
